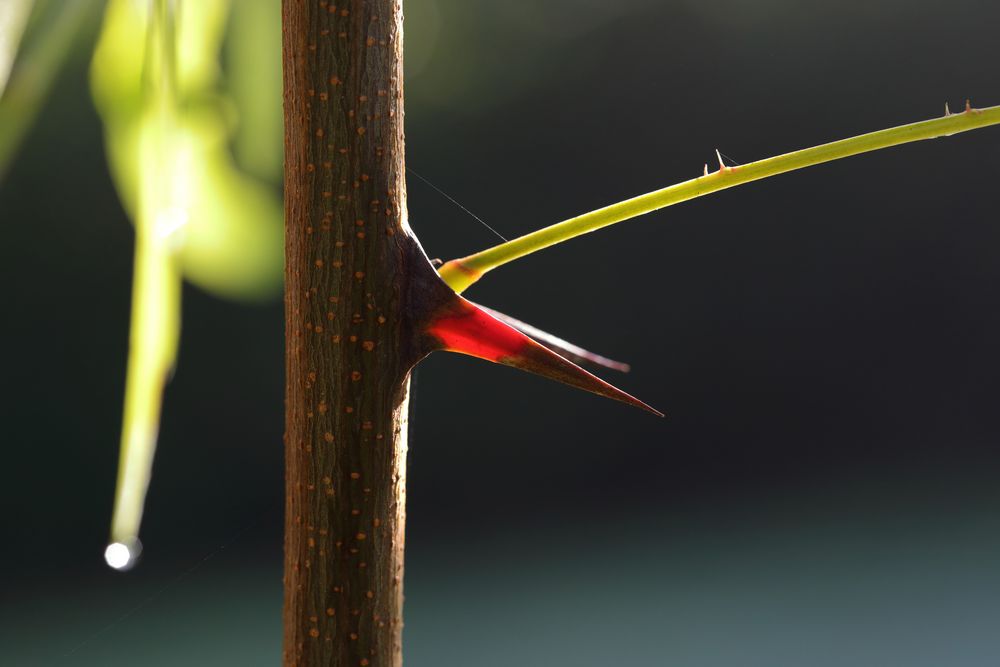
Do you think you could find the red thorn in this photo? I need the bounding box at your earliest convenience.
[426,298,662,416]
[966,98,972,113]
[476,304,631,373]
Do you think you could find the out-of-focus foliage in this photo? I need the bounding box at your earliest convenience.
[91,0,283,300]
[0,0,99,180]
[226,0,282,183]
[92,0,284,562]
[0,0,33,95]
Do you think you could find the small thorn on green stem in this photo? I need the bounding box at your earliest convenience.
[437,103,1000,295]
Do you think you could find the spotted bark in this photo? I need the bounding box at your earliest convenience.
[282,1,417,665]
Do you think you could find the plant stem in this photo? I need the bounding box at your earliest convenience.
[107,0,184,566]
[283,1,410,665]
[439,103,1000,293]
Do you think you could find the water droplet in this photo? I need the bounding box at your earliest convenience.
[104,539,141,571]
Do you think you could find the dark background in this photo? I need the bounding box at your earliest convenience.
[3,0,1000,664]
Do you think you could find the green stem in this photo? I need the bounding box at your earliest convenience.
[106,0,184,568]
[439,103,1000,293]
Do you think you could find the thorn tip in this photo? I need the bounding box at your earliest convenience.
[428,299,661,416]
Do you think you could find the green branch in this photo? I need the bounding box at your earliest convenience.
[439,103,1000,294]
[106,0,184,570]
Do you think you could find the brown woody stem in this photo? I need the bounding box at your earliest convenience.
[283,1,413,665]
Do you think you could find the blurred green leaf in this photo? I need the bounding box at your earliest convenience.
[0,0,100,181]
[99,0,284,565]
[91,0,283,300]
[225,0,282,182]
[0,0,34,96]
